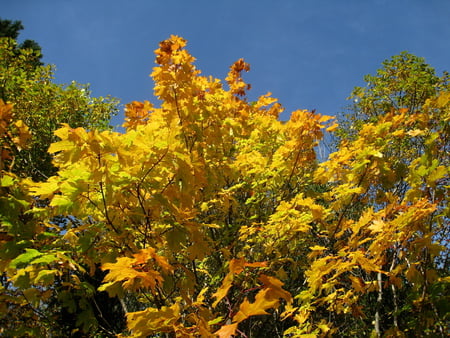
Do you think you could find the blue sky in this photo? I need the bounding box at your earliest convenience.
[3,0,450,128]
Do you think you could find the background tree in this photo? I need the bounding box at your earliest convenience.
[0,19,121,337]
[338,51,449,140]
[301,51,450,336]
[0,19,119,180]
[337,53,449,289]
[0,18,42,69]
[0,19,24,39]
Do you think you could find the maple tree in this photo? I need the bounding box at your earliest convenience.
[0,36,448,337]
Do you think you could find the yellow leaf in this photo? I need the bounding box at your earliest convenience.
[352,253,382,273]
[438,276,450,283]
[407,129,424,137]
[405,265,421,284]
[294,309,310,325]
[13,120,31,149]
[215,323,238,338]
[232,275,291,324]
[259,274,292,304]
[62,230,79,245]
[318,322,331,333]
[53,124,70,140]
[22,288,41,307]
[369,219,385,233]
[48,139,75,153]
[101,251,167,292]
[310,245,327,251]
[212,272,233,308]
[50,195,73,209]
[318,115,335,123]
[35,269,59,285]
[212,258,267,308]
[134,247,173,273]
[127,303,180,336]
[191,287,208,307]
[427,165,448,185]
[349,275,366,293]
[437,91,450,107]
[30,180,59,198]
[326,122,338,132]
[232,289,276,323]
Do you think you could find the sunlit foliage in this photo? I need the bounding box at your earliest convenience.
[1,36,448,337]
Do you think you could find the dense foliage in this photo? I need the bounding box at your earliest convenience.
[0,19,119,180]
[1,35,448,337]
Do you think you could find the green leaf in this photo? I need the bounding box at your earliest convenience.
[98,281,124,298]
[49,195,72,209]
[427,165,448,186]
[31,253,58,265]
[34,269,58,285]
[9,248,43,268]
[0,174,16,187]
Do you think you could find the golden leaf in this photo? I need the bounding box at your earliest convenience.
[259,274,292,304]
[349,275,366,293]
[126,303,181,336]
[212,258,267,308]
[215,323,238,338]
[212,271,233,308]
[232,289,277,323]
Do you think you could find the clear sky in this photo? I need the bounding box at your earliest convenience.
[3,0,450,128]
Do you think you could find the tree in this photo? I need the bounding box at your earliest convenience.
[0,18,42,68]
[0,26,119,180]
[0,21,120,336]
[0,36,448,337]
[337,51,449,140]
[301,52,450,336]
[0,19,24,39]
[287,101,449,336]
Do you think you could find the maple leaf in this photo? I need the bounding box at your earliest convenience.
[126,303,181,337]
[212,258,267,307]
[233,289,278,323]
[229,275,291,325]
[215,323,238,338]
[212,272,233,308]
[259,274,293,304]
[101,248,172,292]
[12,120,31,150]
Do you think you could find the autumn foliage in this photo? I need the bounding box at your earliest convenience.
[1,36,449,337]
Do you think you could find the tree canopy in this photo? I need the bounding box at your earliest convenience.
[0,18,43,68]
[0,35,448,337]
[0,21,119,181]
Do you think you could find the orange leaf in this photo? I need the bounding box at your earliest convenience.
[101,248,172,292]
[215,323,238,338]
[259,274,292,304]
[349,275,366,293]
